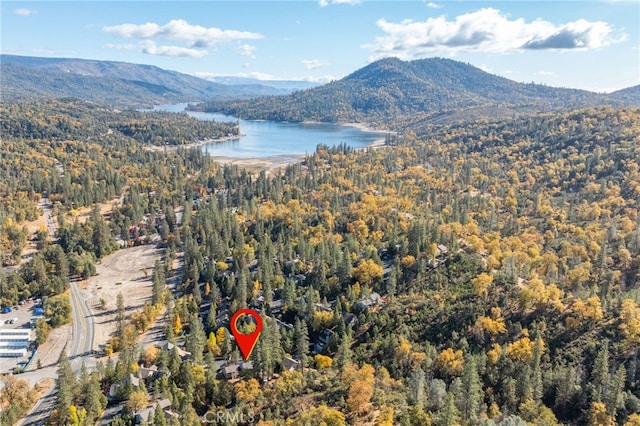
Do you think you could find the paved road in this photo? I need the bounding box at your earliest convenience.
[69,282,96,370]
[18,192,98,426]
[18,283,96,426]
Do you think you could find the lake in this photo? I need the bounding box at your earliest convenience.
[153,103,387,161]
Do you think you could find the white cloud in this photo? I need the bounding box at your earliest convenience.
[301,59,331,70]
[141,41,207,58]
[103,19,262,48]
[365,8,625,59]
[426,2,443,9]
[192,71,335,83]
[237,44,256,58]
[103,43,138,51]
[319,0,361,6]
[193,71,277,81]
[104,40,206,57]
[13,8,35,17]
[537,70,556,76]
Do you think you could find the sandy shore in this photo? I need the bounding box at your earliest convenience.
[209,154,306,173]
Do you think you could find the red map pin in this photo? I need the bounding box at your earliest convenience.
[230,308,263,360]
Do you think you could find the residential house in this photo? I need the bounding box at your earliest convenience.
[108,374,140,399]
[355,293,382,311]
[221,361,253,380]
[134,398,172,424]
[282,356,301,371]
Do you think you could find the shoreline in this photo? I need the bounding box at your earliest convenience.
[144,134,242,152]
[145,120,392,170]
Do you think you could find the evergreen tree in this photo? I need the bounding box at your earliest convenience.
[185,314,206,365]
[154,403,168,426]
[460,356,484,420]
[116,292,126,343]
[335,332,354,372]
[55,350,76,426]
[293,318,310,364]
[152,260,166,305]
[206,302,217,333]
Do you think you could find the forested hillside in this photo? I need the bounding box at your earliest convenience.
[197,57,638,127]
[1,101,640,425]
[0,55,288,107]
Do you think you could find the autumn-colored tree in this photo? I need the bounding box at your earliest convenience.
[589,401,615,426]
[288,405,346,426]
[507,335,535,363]
[353,258,383,286]
[437,348,464,376]
[312,310,334,331]
[172,314,183,336]
[314,354,333,369]
[141,345,159,367]
[471,272,493,298]
[234,378,261,405]
[347,364,375,416]
[126,390,147,412]
[619,299,640,346]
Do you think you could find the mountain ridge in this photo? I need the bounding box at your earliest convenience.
[0,54,294,106]
[197,57,639,127]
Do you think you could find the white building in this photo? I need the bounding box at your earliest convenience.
[0,329,32,357]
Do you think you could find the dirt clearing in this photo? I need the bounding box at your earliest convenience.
[82,245,163,351]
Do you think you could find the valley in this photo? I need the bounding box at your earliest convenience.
[1,12,639,423]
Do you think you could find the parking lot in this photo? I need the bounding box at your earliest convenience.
[0,299,39,374]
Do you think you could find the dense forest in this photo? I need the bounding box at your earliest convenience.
[195,58,637,128]
[1,101,640,425]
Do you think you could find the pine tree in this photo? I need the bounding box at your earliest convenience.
[206,301,217,333]
[293,318,310,364]
[55,350,76,426]
[185,314,206,365]
[590,342,610,403]
[604,365,626,418]
[84,374,107,423]
[152,260,166,305]
[335,332,354,372]
[460,356,484,420]
[438,392,460,426]
[154,403,168,426]
[116,292,126,343]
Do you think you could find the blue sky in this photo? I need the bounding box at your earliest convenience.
[2,1,638,92]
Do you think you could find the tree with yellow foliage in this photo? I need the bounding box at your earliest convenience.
[589,401,615,426]
[312,310,334,331]
[207,332,221,356]
[347,364,375,416]
[377,406,394,426]
[353,258,383,286]
[314,354,333,369]
[234,378,261,405]
[172,314,182,336]
[437,348,464,376]
[126,390,147,412]
[625,413,640,426]
[619,299,640,346]
[286,404,346,426]
[471,272,493,298]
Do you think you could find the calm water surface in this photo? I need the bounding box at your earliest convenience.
[154,103,386,159]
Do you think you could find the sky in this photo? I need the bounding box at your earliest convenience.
[1,1,638,92]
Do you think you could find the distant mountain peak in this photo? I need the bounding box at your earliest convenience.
[199,56,639,126]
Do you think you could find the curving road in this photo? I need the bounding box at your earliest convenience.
[18,195,96,426]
